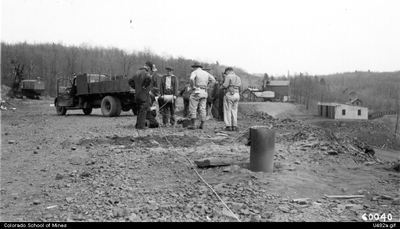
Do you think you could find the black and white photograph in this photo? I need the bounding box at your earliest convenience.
[1,0,399,224]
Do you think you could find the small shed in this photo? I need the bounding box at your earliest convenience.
[317,102,368,120]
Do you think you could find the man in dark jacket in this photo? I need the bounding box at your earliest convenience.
[146,87,160,128]
[179,80,191,118]
[204,67,215,120]
[211,76,223,120]
[159,66,179,127]
[128,61,157,129]
[152,73,162,92]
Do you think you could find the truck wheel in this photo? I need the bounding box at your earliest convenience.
[56,105,67,115]
[101,96,118,117]
[114,97,122,117]
[83,107,93,115]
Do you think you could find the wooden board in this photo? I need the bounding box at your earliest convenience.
[194,157,234,168]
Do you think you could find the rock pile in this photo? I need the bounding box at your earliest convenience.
[1,85,23,110]
[240,112,380,163]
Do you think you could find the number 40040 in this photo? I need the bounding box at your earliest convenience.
[362,213,393,222]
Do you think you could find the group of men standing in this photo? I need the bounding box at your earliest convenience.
[128,61,241,131]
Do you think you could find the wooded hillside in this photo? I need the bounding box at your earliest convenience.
[1,42,262,96]
[290,71,400,112]
[2,42,398,115]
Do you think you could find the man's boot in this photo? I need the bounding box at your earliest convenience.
[198,121,205,130]
[187,119,196,130]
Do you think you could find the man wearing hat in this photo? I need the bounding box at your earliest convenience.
[128,61,158,129]
[221,67,241,131]
[159,66,179,127]
[187,62,216,130]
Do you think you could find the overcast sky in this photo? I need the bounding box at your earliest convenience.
[1,0,400,75]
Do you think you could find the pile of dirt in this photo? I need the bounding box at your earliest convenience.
[372,115,399,134]
[239,112,381,163]
[309,120,400,152]
[0,84,24,110]
[240,111,275,122]
[1,84,12,98]
[238,102,310,119]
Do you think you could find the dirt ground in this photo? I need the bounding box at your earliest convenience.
[1,97,399,222]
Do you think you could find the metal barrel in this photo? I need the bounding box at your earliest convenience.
[249,127,275,172]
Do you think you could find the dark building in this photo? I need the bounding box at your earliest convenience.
[264,80,291,101]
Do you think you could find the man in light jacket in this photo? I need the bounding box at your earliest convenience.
[187,62,216,130]
[221,67,241,131]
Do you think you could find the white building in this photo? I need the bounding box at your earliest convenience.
[317,102,368,120]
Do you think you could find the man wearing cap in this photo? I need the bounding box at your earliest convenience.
[187,62,216,130]
[128,61,157,129]
[159,66,179,127]
[221,67,241,131]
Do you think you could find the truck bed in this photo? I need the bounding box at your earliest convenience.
[76,74,132,95]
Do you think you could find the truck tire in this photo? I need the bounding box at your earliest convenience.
[114,97,122,117]
[101,96,118,117]
[56,105,67,115]
[82,107,93,115]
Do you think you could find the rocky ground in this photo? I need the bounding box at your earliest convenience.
[1,95,399,222]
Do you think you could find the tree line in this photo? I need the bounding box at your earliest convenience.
[1,42,261,97]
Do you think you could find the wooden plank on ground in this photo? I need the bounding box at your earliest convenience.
[194,158,234,168]
[324,195,365,199]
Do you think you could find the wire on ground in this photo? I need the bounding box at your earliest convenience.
[154,107,241,222]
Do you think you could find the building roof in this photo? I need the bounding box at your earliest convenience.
[318,102,342,106]
[267,80,290,86]
[251,91,275,98]
[21,80,39,82]
[246,88,261,92]
[318,102,367,108]
[350,98,362,104]
[253,92,263,97]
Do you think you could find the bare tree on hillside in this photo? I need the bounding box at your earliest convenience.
[9,59,24,98]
